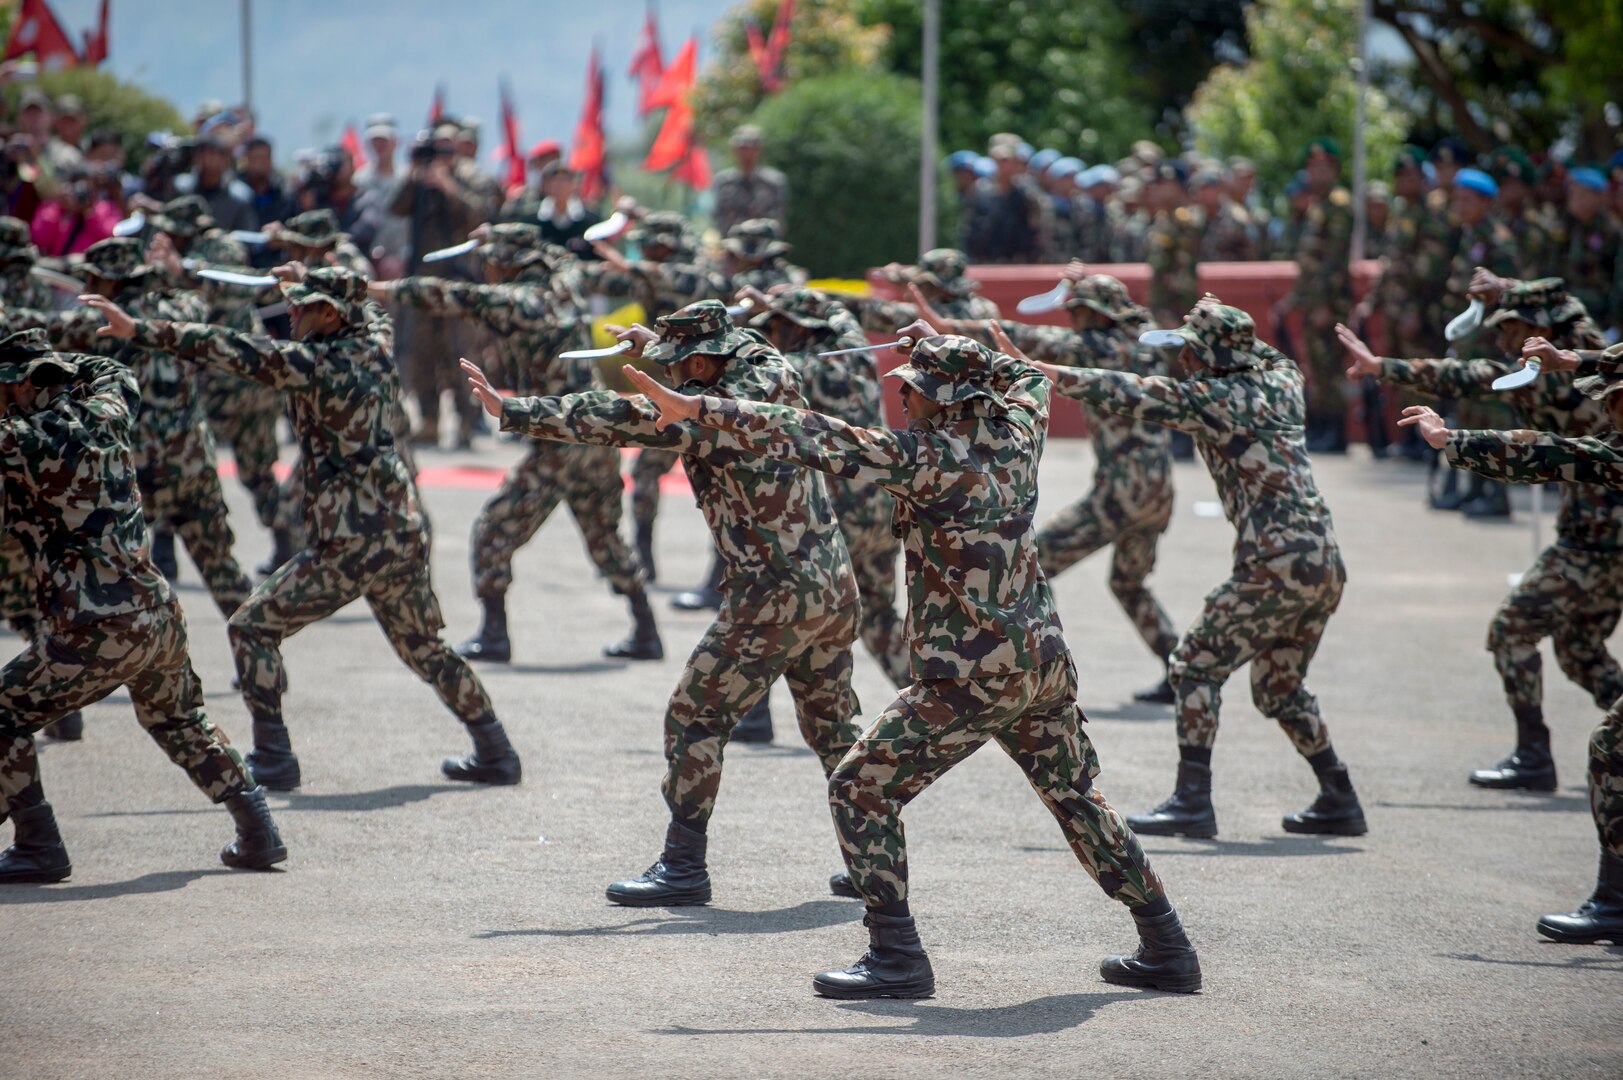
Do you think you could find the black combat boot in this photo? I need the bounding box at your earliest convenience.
[245,719,301,791]
[731,698,773,744]
[1127,757,1217,838]
[255,526,296,577]
[1132,667,1176,705]
[1461,479,1511,518]
[41,710,84,741]
[1099,900,1203,993]
[0,801,71,883]
[606,820,712,906]
[671,552,725,612]
[457,595,511,663]
[442,717,522,785]
[1282,758,1368,835]
[1536,852,1623,944]
[1470,708,1558,791]
[603,590,664,661]
[635,519,657,584]
[813,911,935,999]
[151,527,179,581]
[219,786,287,870]
[830,870,861,899]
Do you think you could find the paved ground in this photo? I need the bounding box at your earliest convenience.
[4,437,1620,1079]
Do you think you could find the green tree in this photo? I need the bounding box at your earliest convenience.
[1187,0,1409,195]
[746,71,934,276]
[2,68,188,168]
[858,0,1157,162]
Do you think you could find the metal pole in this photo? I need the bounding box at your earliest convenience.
[918,0,939,257]
[1349,0,1370,262]
[240,0,253,112]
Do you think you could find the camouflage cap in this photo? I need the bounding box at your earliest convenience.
[477,222,553,271]
[281,265,368,322]
[150,194,214,238]
[643,299,754,367]
[1140,300,1261,373]
[722,217,790,260]
[0,328,74,385]
[80,236,152,282]
[884,334,1005,408]
[729,124,764,148]
[1575,370,1623,404]
[1484,277,1564,331]
[909,248,976,296]
[278,209,343,249]
[627,210,690,248]
[0,216,37,263]
[1065,274,1147,322]
[750,286,830,330]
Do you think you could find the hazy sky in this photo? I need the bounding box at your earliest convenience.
[57,0,734,163]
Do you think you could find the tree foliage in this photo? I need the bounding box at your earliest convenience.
[2,68,187,168]
[1188,0,1409,194]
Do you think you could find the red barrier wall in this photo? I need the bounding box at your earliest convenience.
[866,260,1383,438]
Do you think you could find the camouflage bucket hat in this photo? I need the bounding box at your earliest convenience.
[279,209,343,249]
[1140,301,1261,373]
[0,328,74,385]
[477,222,553,271]
[281,266,368,322]
[627,210,690,247]
[723,217,790,260]
[884,334,1005,408]
[909,248,976,296]
[1575,371,1623,403]
[1065,274,1142,321]
[0,216,38,263]
[1484,277,1563,331]
[150,195,214,238]
[644,299,754,367]
[750,286,830,330]
[80,237,152,282]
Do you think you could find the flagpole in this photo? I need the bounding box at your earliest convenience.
[918,0,939,257]
[1350,0,1369,262]
[239,0,253,113]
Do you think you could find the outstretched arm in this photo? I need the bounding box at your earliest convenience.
[1400,402,1623,487]
[84,294,318,390]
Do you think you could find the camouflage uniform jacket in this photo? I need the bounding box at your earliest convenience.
[0,264,54,310]
[584,257,731,321]
[731,258,808,294]
[1071,196,1125,264]
[711,166,788,237]
[131,300,422,545]
[1446,427,1623,492]
[694,353,1067,681]
[850,291,999,335]
[1552,212,1623,328]
[1202,200,1259,262]
[0,352,172,628]
[180,228,264,333]
[1374,196,1451,324]
[1290,188,1354,309]
[393,270,592,396]
[999,321,1172,497]
[1049,343,1338,566]
[1147,207,1204,323]
[1507,205,1560,281]
[501,342,856,626]
[779,303,896,534]
[1113,210,1151,263]
[1441,217,1519,321]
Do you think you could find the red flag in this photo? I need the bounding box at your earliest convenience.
[569,48,608,202]
[762,0,794,92]
[428,84,445,126]
[644,34,695,113]
[499,79,526,196]
[643,101,694,173]
[627,6,665,118]
[743,16,770,85]
[4,0,82,68]
[672,144,711,190]
[341,123,367,171]
[80,0,109,66]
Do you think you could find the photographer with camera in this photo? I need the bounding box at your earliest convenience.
[30,164,119,256]
[0,136,40,223]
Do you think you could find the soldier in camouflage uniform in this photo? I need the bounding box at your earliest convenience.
[711,125,789,237]
[844,248,1000,334]
[1145,164,1203,328]
[921,269,1180,702]
[744,285,908,687]
[85,266,522,793]
[29,238,256,636]
[0,217,56,311]
[720,218,807,292]
[1279,139,1355,453]
[462,299,863,906]
[1553,168,1622,332]
[1194,168,1259,263]
[379,222,663,664]
[1401,345,1623,944]
[622,329,1201,999]
[1491,148,1558,280]
[1340,278,1623,794]
[0,330,284,883]
[1038,300,1366,840]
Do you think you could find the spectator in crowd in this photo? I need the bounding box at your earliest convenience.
[237,136,297,230]
[712,124,788,237]
[43,94,85,177]
[1,135,41,223]
[175,134,253,232]
[534,164,601,260]
[84,130,140,201]
[499,140,563,223]
[30,164,118,256]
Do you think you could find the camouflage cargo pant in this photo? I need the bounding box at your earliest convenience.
[228,530,494,728]
[1301,320,1349,428]
[830,653,1165,909]
[664,603,861,827]
[0,535,36,637]
[1488,543,1623,715]
[840,516,909,688]
[0,602,252,822]
[276,407,419,549]
[399,305,477,432]
[1591,700,1623,858]
[1170,548,1346,756]
[203,368,284,531]
[1037,480,1180,663]
[631,449,679,529]
[473,440,642,600]
[137,422,253,622]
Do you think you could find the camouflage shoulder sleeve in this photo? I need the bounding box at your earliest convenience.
[999,322,1074,362]
[1378,355,1505,399]
[697,395,926,492]
[851,296,917,333]
[131,319,317,390]
[1046,365,1215,436]
[500,389,734,456]
[1575,345,1623,373]
[1444,429,1623,487]
[989,355,1052,432]
[45,308,106,353]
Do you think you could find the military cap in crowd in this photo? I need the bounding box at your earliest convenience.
[1141,300,1262,373]
[0,216,38,264]
[644,300,756,366]
[750,286,831,331]
[885,334,1005,407]
[477,222,553,270]
[78,237,151,282]
[0,328,73,385]
[723,218,790,261]
[282,266,369,322]
[150,194,214,238]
